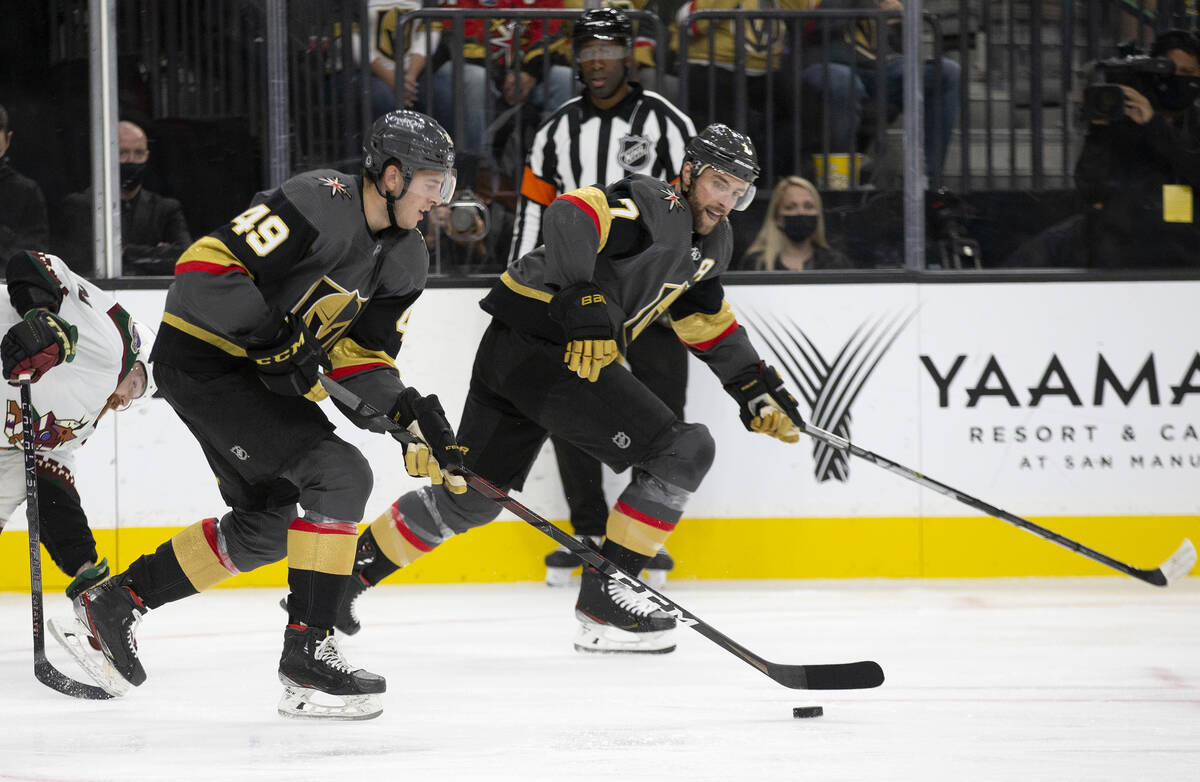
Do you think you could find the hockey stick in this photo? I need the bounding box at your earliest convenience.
[801,421,1196,587]
[319,373,884,690]
[19,377,113,699]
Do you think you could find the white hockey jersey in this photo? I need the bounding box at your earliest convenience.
[1,252,147,456]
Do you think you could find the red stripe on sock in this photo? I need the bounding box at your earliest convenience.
[614,500,677,531]
[288,518,358,535]
[201,517,238,574]
[389,503,435,552]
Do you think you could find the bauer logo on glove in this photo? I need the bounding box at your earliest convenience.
[724,362,804,443]
[548,282,618,383]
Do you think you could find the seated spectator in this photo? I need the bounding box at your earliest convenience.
[1006,29,1200,268]
[364,1,440,118]
[676,0,798,182]
[800,0,960,184]
[739,175,852,269]
[429,0,575,188]
[0,104,50,259]
[60,120,192,275]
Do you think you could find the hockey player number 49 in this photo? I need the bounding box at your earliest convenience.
[231,203,290,256]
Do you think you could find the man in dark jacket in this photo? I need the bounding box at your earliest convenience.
[1007,29,1200,268]
[0,104,50,259]
[60,120,192,275]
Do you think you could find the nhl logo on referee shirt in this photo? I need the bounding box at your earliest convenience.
[617,134,651,172]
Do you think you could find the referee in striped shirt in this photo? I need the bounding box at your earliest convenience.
[511,7,698,586]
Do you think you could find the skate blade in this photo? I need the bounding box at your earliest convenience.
[277,685,383,721]
[545,566,576,587]
[47,617,132,697]
[572,622,676,655]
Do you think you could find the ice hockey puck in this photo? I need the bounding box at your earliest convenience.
[792,706,824,719]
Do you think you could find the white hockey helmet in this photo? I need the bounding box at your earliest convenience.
[125,319,157,404]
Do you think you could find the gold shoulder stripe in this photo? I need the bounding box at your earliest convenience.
[500,271,554,302]
[162,312,248,357]
[559,186,613,251]
[175,236,254,279]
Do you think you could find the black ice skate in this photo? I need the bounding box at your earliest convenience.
[545,535,602,586]
[277,624,386,720]
[643,546,675,590]
[334,573,371,636]
[573,567,676,654]
[50,574,147,697]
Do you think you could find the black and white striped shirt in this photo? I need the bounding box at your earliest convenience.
[509,81,696,262]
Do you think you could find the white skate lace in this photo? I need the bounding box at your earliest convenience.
[605,578,663,617]
[314,636,354,674]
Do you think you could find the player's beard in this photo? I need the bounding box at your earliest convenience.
[685,186,722,236]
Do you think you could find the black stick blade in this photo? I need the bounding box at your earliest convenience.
[771,660,885,690]
[35,656,114,700]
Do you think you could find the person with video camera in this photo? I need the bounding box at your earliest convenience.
[1007,29,1200,268]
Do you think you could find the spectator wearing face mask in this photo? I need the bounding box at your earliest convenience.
[59,120,192,275]
[739,176,852,270]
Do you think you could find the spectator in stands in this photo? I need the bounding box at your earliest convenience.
[676,0,798,181]
[739,176,851,269]
[0,104,50,259]
[364,1,440,118]
[799,0,961,184]
[60,120,192,275]
[430,0,575,188]
[1006,29,1200,268]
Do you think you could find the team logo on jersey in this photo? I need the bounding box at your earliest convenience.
[317,176,352,200]
[617,134,652,172]
[660,186,683,211]
[4,401,81,450]
[742,310,915,483]
[292,277,368,346]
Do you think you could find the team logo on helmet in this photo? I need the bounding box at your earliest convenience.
[317,176,352,200]
[617,134,651,172]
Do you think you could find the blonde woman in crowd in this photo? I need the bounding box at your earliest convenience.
[741,176,852,270]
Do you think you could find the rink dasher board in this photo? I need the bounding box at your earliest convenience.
[1,280,1196,586]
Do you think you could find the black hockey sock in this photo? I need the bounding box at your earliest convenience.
[356,528,399,586]
[123,541,200,609]
[287,568,348,629]
[599,539,651,579]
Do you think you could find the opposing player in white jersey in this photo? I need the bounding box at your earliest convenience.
[0,250,154,598]
[510,7,697,586]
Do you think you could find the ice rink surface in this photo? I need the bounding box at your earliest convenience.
[2,577,1198,782]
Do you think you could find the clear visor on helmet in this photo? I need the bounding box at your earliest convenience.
[114,361,151,412]
[578,43,628,63]
[438,168,458,204]
[694,163,758,211]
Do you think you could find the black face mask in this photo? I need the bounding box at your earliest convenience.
[781,213,818,242]
[1158,74,1200,112]
[120,161,147,192]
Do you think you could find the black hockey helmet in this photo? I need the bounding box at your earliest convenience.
[683,123,760,210]
[572,7,633,51]
[363,109,457,204]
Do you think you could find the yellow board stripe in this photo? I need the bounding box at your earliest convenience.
[162,311,248,357]
[3,516,1196,590]
[500,271,554,303]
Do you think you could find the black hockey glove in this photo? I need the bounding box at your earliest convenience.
[246,313,330,400]
[2,309,78,384]
[547,282,619,383]
[724,362,804,443]
[388,387,467,494]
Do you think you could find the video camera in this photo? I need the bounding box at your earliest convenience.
[1081,46,1176,121]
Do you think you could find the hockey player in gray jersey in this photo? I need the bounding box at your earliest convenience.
[512,7,698,587]
[0,250,154,598]
[334,123,806,654]
[61,110,465,719]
